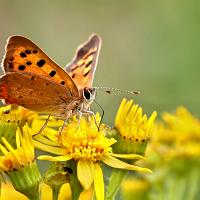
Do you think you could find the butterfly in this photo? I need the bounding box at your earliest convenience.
[0,34,102,131]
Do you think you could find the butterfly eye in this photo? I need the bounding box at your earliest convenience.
[83,88,91,100]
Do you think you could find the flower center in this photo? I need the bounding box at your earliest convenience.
[57,116,116,162]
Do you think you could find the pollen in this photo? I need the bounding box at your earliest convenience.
[57,115,116,162]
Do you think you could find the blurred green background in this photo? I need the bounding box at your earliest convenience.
[0,0,199,124]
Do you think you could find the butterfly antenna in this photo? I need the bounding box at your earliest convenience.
[94,99,104,130]
[94,86,140,95]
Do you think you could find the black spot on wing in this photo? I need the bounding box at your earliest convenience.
[18,65,26,70]
[61,81,65,85]
[84,70,90,77]
[49,70,56,77]
[33,50,38,53]
[26,61,32,65]
[37,59,45,67]
[85,60,92,68]
[70,62,85,72]
[20,52,27,58]
[25,50,31,54]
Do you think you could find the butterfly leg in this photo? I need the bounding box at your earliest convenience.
[35,114,51,135]
[57,111,72,136]
[82,110,100,131]
[75,109,83,132]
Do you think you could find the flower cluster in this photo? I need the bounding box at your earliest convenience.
[0,99,156,200]
[34,111,151,200]
[151,106,200,159]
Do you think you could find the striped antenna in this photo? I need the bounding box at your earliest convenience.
[93,86,140,95]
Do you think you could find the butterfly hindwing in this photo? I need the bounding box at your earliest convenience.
[2,36,79,96]
[0,72,81,115]
[65,34,102,89]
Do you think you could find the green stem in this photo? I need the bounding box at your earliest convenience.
[185,166,200,200]
[106,169,128,200]
[52,185,60,200]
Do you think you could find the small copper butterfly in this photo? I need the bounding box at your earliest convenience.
[0,34,102,129]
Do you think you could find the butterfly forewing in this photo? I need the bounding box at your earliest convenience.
[65,34,101,89]
[0,72,81,115]
[2,36,79,96]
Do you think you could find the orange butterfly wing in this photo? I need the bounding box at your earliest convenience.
[0,72,81,116]
[65,34,102,89]
[2,36,79,97]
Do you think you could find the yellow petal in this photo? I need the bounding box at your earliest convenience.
[33,135,59,147]
[94,164,104,200]
[33,117,63,128]
[103,156,152,173]
[38,155,71,162]
[15,129,21,149]
[77,160,94,190]
[40,183,52,200]
[1,137,21,165]
[109,153,145,160]
[59,183,72,200]
[0,143,8,155]
[78,187,94,200]
[33,140,66,155]
[0,183,27,200]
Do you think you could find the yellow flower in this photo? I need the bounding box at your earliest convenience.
[152,106,200,159]
[34,114,151,200]
[0,105,39,146]
[0,105,23,147]
[0,125,41,199]
[0,125,34,172]
[0,104,63,137]
[114,98,157,155]
[0,104,37,127]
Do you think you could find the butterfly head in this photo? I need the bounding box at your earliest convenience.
[83,87,96,103]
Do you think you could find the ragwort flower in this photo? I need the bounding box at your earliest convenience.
[0,125,41,200]
[34,114,151,200]
[114,98,157,155]
[152,106,200,159]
